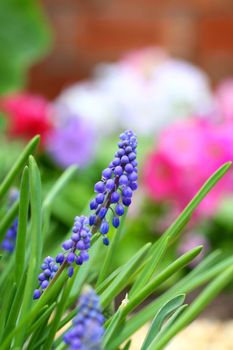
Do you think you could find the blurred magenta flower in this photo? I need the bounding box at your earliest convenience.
[144,119,233,217]
[46,116,96,168]
[143,152,181,202]
[2,93,52,144]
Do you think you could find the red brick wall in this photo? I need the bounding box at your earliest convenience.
[29,0,233,98]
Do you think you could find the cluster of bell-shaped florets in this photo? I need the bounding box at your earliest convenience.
[33,216,92,300]
[33,256,59,299]
[1,218,18,253]
[56,215,92,275]
[1,189,19,253]
[89,130,138,245]
[63,287,105,350]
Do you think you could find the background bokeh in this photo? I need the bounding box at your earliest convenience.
[29,0,233,98]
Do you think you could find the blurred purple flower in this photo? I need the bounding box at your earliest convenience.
[46,117,96,168]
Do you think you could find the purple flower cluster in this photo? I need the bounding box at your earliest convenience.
[1,218,18,253]
[89,130,138,244]
[1,189,19,253]
[63,287,104,350]
[33,256,59,299]
[33,130,138,300]
[56,216,92,273]
[33,216,92,299]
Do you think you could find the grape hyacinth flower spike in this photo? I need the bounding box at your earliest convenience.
[1,218,18,253]
[33,256,59,299]
[63,287,105,350]
[56,215,92,269]
[89,130,138,245]
[34,216,92,299]
[0,189,19,253]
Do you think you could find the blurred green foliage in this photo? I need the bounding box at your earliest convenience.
[0,0,52,94]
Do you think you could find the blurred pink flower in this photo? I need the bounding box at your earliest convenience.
[2,93,52,145]
[215,79,233,121]
[144,152,181,202]
[144,118,233,217]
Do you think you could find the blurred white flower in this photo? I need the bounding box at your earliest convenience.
[57,81,119,135]
[56,48,214,136]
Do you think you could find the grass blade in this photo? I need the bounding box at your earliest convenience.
[42,165,78,210]
[15,166,29,283]
[14,156,42,347]
[150,264,233,350]
[0,199,19,244]
[130,235,170,296]
[141,294,185,350]
[123,246,202,316]
[100,243,151,308]
[97,212,127,286]
[107,254,233,349]
[0,135,40,199]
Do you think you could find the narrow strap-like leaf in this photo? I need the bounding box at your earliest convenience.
[123,246,202,316]
[100,243,151,308]
[141,294,185,350]
[0,135,40,198]
[15,166,29,283]
[130,235,170,296]
[0,199,19,244]
[107,254,233,350]
[97,210,127,286]
[150,264,233,350]
[13,156,42,347]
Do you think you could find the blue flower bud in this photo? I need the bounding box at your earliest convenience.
[103,237,109,245]
[41,280,49,289]
[122,197,132,206]
[76,240,85,250]
[56,253,65,264]
[98,207,107,219]
[128,172,138,181]
[90,199,98,210]
[128,152,136,161]
[94,181,105,193]
[106,179,115,190]
[113,157,121,166]
[115,204,124,216]
[38,273,46,281]
[68,266,74,278]
[67,252,75,264]
[89,215,96,226]
[125,163,134,173]
[76,256,83,265]
[121,155,129,164]
[102,168,112,179]
[112,216,120,228]
[122,186,133,198]
[130,181,138,191]
[100,221,109,235]
[80,251,89,261]
[96,193,105,204]
[62,239,73,250]
[111,191,120,203]
[114,166,123,176]
[33,289,41,300]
